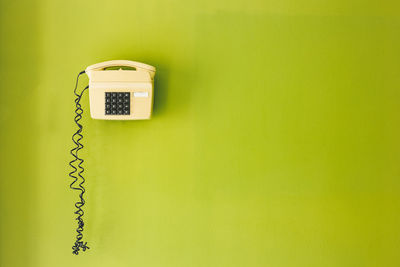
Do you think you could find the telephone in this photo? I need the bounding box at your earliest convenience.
[69,60,156,255]
[86,60,156,120]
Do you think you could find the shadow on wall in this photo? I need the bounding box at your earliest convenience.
[153,63,169,116]
[0,1,40,266]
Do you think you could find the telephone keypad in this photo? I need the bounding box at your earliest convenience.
[105,92,130,115]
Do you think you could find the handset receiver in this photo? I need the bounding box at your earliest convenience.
[85,60,156,79]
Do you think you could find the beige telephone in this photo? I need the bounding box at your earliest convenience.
[85,60,156,120]
[69,60,156,255]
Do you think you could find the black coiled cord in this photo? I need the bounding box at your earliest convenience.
[69,70,90,255]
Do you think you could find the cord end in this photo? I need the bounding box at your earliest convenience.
[72,241,90,255]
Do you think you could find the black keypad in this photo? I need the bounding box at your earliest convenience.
[105,92,130,115]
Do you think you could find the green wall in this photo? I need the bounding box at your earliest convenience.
[1,0,400,266]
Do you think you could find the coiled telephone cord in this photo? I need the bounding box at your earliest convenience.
[69,70,89,255]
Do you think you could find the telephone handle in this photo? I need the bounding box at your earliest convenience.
[85,60,156,79]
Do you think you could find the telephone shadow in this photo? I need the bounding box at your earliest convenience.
[153,64,169,116]
[151,62,194,118]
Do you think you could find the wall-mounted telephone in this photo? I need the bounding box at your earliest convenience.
[86,60,156,120]
[69,60,156,255]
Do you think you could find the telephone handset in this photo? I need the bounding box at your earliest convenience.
[85,60,156,77]
[69,60,156,255]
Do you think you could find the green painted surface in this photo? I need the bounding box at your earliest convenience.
[1,1,400,266]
